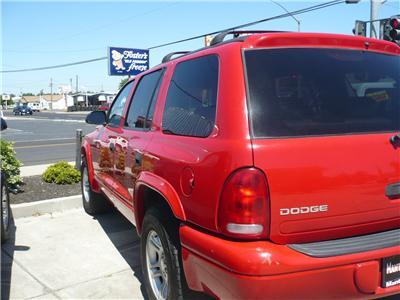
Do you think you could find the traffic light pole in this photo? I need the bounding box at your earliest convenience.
[370,0,384,38]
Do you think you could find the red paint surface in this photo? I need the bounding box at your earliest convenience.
[82,32,400,298]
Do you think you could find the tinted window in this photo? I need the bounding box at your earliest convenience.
[162,55,218,137]
[126,69,164,129]
[245,49,400,137]
[108,80,134,127]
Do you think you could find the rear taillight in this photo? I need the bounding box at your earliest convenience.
[218,168,270,240]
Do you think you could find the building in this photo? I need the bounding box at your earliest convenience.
[72,92,115,107]
[21,94,73,110]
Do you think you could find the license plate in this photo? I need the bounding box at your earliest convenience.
[382,255,400,288]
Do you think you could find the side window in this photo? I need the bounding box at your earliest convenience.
[108,80,134,127]
[162,55,218,137]
[125,69,164,129]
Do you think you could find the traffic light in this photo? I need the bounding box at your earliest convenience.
[389,16,400,43]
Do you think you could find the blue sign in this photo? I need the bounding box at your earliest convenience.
[108,47,149,76]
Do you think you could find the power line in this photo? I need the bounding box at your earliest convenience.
[1,0,344,73]
[2,57,107,73]
[147,0,344,50]
[3,1,183,54]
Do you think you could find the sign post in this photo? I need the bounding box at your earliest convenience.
[2,94,10,110]
[108,47,149,76]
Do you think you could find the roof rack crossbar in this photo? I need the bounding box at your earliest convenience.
[210,30,286,46]
[162,51,191,63]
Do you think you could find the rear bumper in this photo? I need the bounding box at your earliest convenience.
[180,225,400,299]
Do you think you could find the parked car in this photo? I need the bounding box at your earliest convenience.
[98,103,110,111]
[13,104,33,115]
[81,32,400,299]
[1,117,11,243]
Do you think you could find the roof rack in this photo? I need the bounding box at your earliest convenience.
[210,30,286,46]
[162,51,190,63]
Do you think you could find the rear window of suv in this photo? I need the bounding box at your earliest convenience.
[244,48,400,138]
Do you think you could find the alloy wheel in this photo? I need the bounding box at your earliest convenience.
[146,230,169,300]
[82,166,90,203]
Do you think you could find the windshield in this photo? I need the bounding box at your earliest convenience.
[244,48,400,138]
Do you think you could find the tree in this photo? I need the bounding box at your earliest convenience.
[22,93,34,96]
[118,77,129,89]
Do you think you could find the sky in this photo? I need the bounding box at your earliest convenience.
[1,0,399,96]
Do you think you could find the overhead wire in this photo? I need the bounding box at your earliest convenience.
[1,0,344,73]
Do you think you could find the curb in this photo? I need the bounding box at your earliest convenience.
[21,161,75,177]
[11,194,82,218]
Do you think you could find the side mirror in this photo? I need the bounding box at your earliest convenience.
[1,118,7,131]
[86,111,106,125]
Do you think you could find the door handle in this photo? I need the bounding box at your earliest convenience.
[386,182,400,200]
[109,142,116,152]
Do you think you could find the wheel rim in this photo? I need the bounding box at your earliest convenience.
[82,167,90,203]
[2,184,9,230]
[146,230,168,300]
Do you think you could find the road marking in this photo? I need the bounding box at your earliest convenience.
[5,117,85,123]
[5,128,24,132]
[14,137,74,143]
[2,131,34,136]
[14,142,76,149]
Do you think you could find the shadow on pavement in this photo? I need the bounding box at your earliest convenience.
[1,210,26,300]
[94,209,149,299]
[94,209,214,300]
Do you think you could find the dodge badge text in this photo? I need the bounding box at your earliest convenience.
[280,205,329,216]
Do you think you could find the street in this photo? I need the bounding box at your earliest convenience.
[1,111,96,166]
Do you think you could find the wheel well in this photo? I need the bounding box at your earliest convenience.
[136,185,178,236]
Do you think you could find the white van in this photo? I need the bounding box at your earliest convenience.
[28,103,41,112]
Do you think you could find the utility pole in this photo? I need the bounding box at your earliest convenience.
[75,75,79,93]
[70,78,73,93]
[49,77,53,110]
[371,0,385,38]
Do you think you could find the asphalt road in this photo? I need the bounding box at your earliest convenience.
[1,111,96,166]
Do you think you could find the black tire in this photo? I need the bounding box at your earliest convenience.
[141,209,186,300]
[81,157,111,215]
[1,177,11,243]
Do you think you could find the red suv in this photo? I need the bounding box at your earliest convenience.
[82,31,400,299]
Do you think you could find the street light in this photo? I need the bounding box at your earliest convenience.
[270,0,301,32]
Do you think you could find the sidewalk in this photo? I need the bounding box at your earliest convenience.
[20,162,75,177]
[1,208,146,299]
[3,163,146,299]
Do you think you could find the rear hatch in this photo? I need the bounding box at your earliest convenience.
[244,46,400,244]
